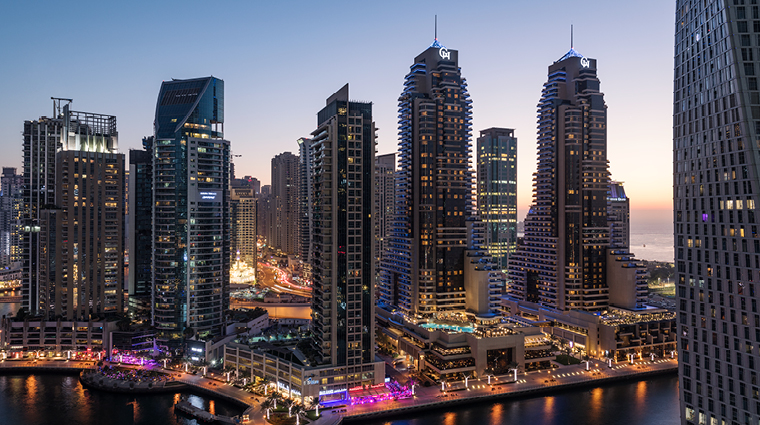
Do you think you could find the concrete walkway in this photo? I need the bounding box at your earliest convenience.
[342,357,678,421]
[0,359,96,371]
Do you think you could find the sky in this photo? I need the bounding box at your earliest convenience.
[0,0,675,233]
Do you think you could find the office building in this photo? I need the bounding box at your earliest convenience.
[476,128,517,271]
[375,153,395,266]
[151,76,230,340]
[379,39,473,315]
[673,2,760,424]
[0,168,23,268]
[271,152,298,255]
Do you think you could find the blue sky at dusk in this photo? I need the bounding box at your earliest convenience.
[0,0,675,229]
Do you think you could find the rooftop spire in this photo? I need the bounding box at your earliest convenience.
[430,15,445,49]
[571,24,573,49]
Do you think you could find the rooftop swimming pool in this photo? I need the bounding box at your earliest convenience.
[420,322,474,333]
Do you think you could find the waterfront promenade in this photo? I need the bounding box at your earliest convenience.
[342,357,677,422]
[0,356,677,425]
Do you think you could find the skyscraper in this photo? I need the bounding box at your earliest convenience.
[151,76,230,340]
[673,2,760,424]
[607,181,630,249]
[310,84,376,367]
[379,38,473,315]
[508,48,645,312]
[43,147,125,320]
[231,187,257,267]
[22,100,122,318]
[297,137,314,277]
[271,152,298,255]
[128,137,153,315]
[476,128,517,271]
[375,153,395,267]
[0,168,23,268]
[258,185,273,244]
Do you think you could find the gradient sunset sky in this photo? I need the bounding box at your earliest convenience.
[0,0,675,229]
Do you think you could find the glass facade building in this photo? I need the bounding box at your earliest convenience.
[379,39,474,315]
[128,137,153,305]
[673,2,760,424]
[476,128,517,272]
[151,76,230,340]
[0,167,23,268]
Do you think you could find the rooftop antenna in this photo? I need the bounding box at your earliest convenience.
[571,24,574,49]
[51,97,72,118]
[435,15,438,40]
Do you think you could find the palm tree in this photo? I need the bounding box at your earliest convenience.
[259,376,271,395]
[260,398,274,420]
[507,362,519,382]
[308,396,321,417]
[291,403,305,425]
[286,398,294,417]
[267,391,279,410]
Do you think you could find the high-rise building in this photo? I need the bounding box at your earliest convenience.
[476,128,517,271]
[508,48,645,312]
[232,176,260,196]
[607,181,630,249]
[310,84,376,367]
[673,2,760,424]
[271,152,298,255]
[0,168,23,268]
[258,185,273,244]
[379,39,473,315]
[297,137,314,275]
[231,187,257,267]
[128,137,154,317]
[375,153,395,267]
[151,76,230,340]
[42,148,125,320]
[22,100,123,318]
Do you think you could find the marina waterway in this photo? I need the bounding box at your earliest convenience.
[354,373,679,425]
[0,372,679,425]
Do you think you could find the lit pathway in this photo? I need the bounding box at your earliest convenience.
[0,359,96,371]
[342,357,678,421]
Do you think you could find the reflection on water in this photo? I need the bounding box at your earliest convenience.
[0,374,244,425]
[442,411,457,425]
[489,402,503,425]
[358,374,679,425]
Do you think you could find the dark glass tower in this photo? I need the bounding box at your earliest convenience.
[673,2,760,424]
[310,84,376,366]
[509,49,612,312]
[476,128,517,271]
[152,77,230,340]
[380,39,473,315]
[128,136,153,317]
